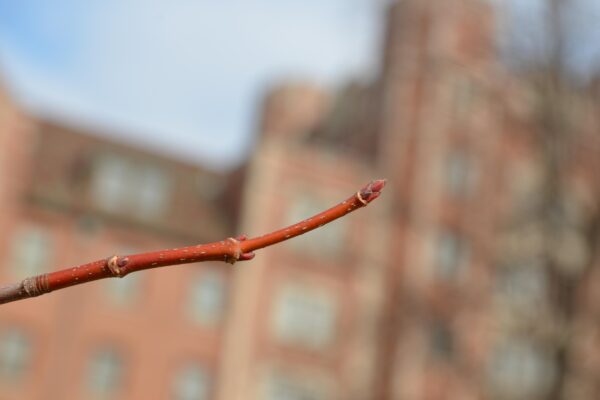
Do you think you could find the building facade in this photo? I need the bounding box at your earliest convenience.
[2,0,600,399]
[217,83,389,400]
[0,88,239,399]
[236,0,600,399]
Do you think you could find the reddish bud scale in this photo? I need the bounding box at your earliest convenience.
[0,179,386,305]
[359,179,386,203]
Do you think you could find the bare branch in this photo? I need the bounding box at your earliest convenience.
[0,179,386,305]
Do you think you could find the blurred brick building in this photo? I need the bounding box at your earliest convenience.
[232,0,600,399]
[2,0,600,400]
[0,77,387,399]
[0,82,242,399]
[239,1,507,398]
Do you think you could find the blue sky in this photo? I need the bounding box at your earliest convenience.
[0,0,382,169]
[2,1,598,170]
[500,0,600,75]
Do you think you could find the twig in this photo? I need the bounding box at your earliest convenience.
[0,179,386,305]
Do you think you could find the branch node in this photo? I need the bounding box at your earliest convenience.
[225,238,241,265]
[107,255,123,277]
[22,274,50,297]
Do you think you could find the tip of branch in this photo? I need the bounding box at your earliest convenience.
[358,179,387,204]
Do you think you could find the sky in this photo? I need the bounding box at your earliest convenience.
[2,1,599,171]
[498,0,600,75]
[0,0,382,169]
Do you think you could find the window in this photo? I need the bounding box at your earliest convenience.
[445,150,474,197]
[92,154,171,219]
[0,329,31,383]
[187,271,226,326]
[171,364,210,400]
[105,274,140,307]
[86,347,124,397]
[9,225,52,279]
[136,165,170,218]
[496,264,547,312]
[434,230,469,281]
[273,285,337,350]
[487,338,556,399]
[452,76,475,118]
[286,194,345,257]
[429,321,454,360]
[509,159,543,213]
[92,154,129,212]
[265,371,328,400]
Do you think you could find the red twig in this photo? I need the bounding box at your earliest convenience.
[0,179,386,305]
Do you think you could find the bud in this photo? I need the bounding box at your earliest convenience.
[358,179,387,204]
